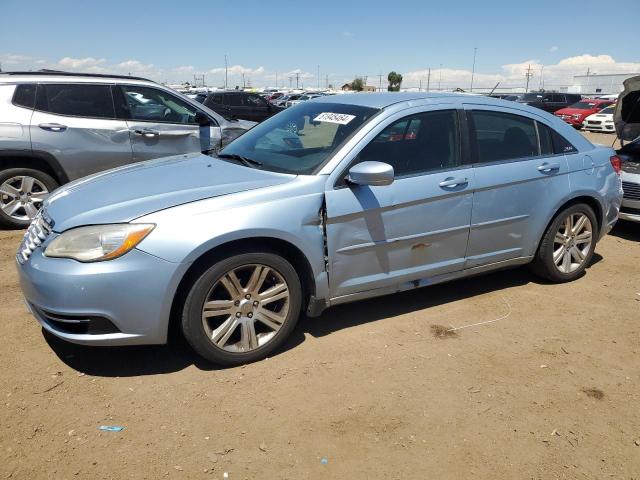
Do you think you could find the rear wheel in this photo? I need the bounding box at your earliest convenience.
[531,203,597,282]
[0,168,58,228]
[181,252,302,366]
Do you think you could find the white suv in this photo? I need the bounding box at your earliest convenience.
[0,71,255,228]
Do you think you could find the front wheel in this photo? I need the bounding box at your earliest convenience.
[181,252,302,366]
[0,168,58,228]
[531,204,597,282]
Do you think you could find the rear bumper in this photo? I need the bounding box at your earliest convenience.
[620,197,640,222]
[17,248,189,346]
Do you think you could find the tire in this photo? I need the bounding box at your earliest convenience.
[181,251,302,366]
[531,203,597,283]
[0,168,58,229]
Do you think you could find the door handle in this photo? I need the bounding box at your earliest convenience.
[537,162,560,173]
[38,123,67,132]
[439,177,469,188]
[131,128,159,138]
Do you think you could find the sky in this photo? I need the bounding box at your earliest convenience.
[1,0,639,91]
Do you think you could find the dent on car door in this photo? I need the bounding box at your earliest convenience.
[117,85,220,161]
[29,83,133,180]
[324,108,474,299]
[464,106,570,268]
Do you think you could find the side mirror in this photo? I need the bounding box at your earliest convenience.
[346,161,394,187]
[194,111,211,127]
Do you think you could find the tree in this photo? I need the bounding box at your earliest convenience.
[387,71,403,92]
[351,77,364,92]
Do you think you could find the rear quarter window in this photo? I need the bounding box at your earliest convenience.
[12,84,37,109]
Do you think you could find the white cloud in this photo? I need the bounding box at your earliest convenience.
[342,31,355,37]
[58,56,106,69]
[404,54,640,90]
[0,53,34,65]
[208,64,264,76]
[173,65,195,73]
[550,46,559,52]
[113,60,155,73]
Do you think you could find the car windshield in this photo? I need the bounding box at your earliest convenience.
[599,105,615,114]
[569,101,598,110]
[218,102,379,174]
[519,93,544,101]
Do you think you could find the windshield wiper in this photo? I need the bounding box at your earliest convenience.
[217,153,263,168]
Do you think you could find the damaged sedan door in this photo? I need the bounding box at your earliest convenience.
[324,108,473,300]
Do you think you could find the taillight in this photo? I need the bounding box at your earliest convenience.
[610,155,622,174]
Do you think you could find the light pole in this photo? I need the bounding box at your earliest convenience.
[470,47,477,92]
[224,54,228,89]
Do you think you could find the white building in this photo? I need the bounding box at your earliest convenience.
[564,73,639,95]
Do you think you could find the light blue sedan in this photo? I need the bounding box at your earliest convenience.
[17,93,623,365]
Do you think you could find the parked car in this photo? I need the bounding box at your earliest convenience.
[267,92,285,102]
[203,91,284,122]
[516,92,582,113]
[0,71,255,228]
[274,94,303,107]
[582,104,616,133]
[286,94,321,108]
[554,99,614,128]
[17,93,622,365]
[190,92,209,104]
[614,75,640,223]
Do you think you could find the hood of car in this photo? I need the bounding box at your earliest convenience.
[555,107,591,116]
[585,112,613,121]
[44,153,294,232]
[614,75,640,142]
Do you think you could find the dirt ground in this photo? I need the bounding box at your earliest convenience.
[1,131,639,480]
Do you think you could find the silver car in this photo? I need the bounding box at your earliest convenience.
[0,71,255,228]
[614,75,640,222]
[17,93,622,366]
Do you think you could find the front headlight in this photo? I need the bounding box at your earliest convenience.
[44,224,155,262]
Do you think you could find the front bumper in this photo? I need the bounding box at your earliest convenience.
[17,247,189,346]
[583,122,615,132]
[556,115,584,127]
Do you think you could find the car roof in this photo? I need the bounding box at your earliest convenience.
[312,92,499,109]
[0,71,156,85]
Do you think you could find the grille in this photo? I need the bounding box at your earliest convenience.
[16,210,53,264]
[622,181,640,201]
[587,120,601,125]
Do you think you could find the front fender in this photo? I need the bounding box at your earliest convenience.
[134,180,327,278]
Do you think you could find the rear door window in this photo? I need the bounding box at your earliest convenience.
[537,122,577,155]
[35,84,115,118]
[226,94,244,107]
[470,110,539,163]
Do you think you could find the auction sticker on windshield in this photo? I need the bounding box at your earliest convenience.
[313,112,356,125]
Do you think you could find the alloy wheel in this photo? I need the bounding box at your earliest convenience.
[201,264,290,353]
[0,176,49,222]
[552,213,593,274]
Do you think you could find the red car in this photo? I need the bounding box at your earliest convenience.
[554,99,614,128]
